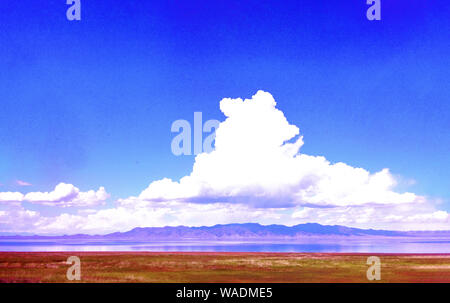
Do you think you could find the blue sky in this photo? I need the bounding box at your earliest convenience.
[0,1,449,233]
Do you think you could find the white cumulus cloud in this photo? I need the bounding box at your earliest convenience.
[137,91,422,208]
[0,191,24,203]
[0,183,109,207]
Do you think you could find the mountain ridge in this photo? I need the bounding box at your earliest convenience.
[2,223,450,240]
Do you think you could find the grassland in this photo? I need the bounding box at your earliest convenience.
[0,252,449,283]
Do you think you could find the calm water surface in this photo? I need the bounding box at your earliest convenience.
[1,239,450,253]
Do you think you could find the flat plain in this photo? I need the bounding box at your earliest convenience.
[1,252,449,283]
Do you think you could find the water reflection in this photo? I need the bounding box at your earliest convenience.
[0,239,450,253]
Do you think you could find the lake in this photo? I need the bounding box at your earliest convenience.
[1,239,450,253]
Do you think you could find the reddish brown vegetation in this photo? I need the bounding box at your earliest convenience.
[0,252,449,283]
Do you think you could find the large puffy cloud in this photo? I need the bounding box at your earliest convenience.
[0,183,109,207]
[137,91,421,208]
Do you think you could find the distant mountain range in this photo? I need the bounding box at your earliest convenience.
[2,223,450,240]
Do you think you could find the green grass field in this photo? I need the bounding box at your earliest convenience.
[1,252,449,283]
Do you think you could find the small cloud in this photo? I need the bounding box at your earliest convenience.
[24,183,110,207]
[16,180,32,187]
[0,191,24,203]
[0,183,110,207]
